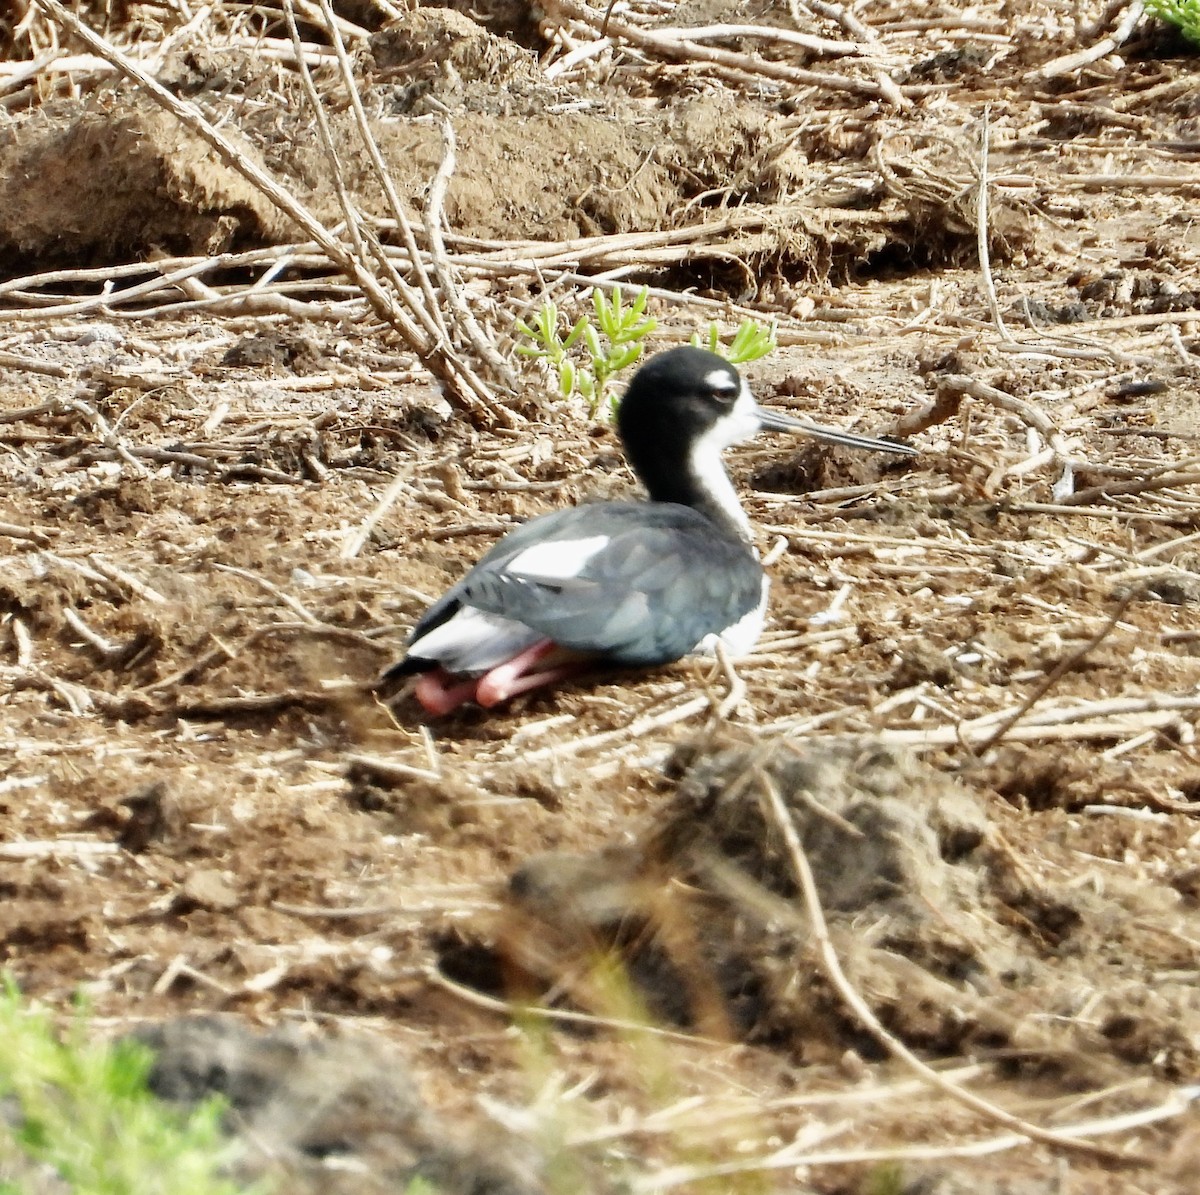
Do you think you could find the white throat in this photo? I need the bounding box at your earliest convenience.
[686,379,761,541]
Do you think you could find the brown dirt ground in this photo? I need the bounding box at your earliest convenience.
[3,1,1200,1192]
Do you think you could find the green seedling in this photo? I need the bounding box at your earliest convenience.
[692,318,778,365]
[860,1162,906,1195]
[515,285,657,416]
[1146,0,1200,45]
[0,978,253,1195]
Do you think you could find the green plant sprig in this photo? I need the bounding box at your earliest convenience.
[692,318,778,365]
[1145,0,1200,46]
[0,979,253,1195]
[516,293,778,417]
[514,285,657,416]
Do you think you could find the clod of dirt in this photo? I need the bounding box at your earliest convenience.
[985,746,1093,812]
[1013,298,1090,325]
[1140,572,1200,606]
[157,47,281,100]
[751,439,910,494]
[905,44,995,82]
[432,0,544,46]
[0,101,289,268]
[660,740,990,920]
[884,641,959,690]
[220,332,324,373]
[114,781,184,854]
[481,734,1200,1082]
[178,868,241,913]
[367,9,544,114]
[1169,864,1200,904]
[498,738,1010,1053]
[134,1016,549,1195]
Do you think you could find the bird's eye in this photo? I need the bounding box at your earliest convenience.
[703,368,740,402]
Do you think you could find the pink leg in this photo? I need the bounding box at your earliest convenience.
[476,661,587,707]
[414,641,588,715]
[475,640,586,708]
[414,669,482,716]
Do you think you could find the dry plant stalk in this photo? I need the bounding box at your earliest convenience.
[543,0,910,103]
[751,761,1149,1166]
[1033,0,1146,79]
[788,0,909,107]
[975,107,1014,346]
[938,374,1075,468]
[971,590,1138,752]
[290,0,516,393]
[31,0,516,429]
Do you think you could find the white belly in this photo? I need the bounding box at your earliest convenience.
[696,576,769,658]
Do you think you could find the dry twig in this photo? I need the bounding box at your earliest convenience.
[972,590,1138,753]
[1033,1,1146,80]
[544,0,910,101]
[975,108,1014,345]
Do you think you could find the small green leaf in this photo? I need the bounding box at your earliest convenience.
[608,344,642,372]
[694,319,776,364]
[1146,0,1200,46]
[529,305,557,348]
[727,319,777,364]
[562,315,590,351]
[592,291,617,339]
[558,359,576,397]
[583,324,604,361]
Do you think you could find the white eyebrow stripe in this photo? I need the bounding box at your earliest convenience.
[506,535,611,580]
[704,366,738,391]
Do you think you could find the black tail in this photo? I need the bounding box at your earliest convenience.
[375,655,435,689]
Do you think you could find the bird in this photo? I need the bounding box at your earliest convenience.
[384,346,916,715]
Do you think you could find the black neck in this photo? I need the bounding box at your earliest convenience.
[624,439,750,543]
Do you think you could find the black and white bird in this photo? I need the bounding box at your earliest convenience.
[385,346,915,715]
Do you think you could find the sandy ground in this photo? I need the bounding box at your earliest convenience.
[2,1,1200,1191]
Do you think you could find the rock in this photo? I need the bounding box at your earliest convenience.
[134,1016,549,1195]
[180,869,240,912]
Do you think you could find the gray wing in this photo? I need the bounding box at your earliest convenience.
[407,502,763,668]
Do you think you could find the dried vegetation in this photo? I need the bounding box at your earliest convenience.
[2,0,1200,1191]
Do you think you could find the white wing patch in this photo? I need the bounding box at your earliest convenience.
[506,535,611,580]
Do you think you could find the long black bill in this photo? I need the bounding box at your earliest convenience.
[756,406,917,456]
